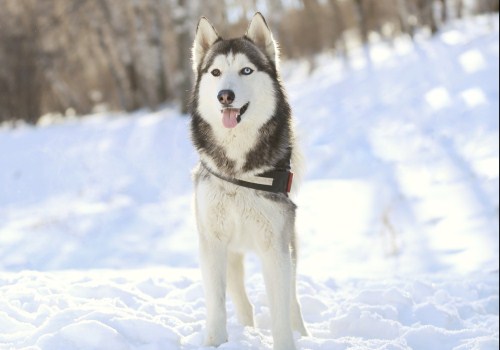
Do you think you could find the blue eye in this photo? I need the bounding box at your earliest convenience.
[241,67,254,75]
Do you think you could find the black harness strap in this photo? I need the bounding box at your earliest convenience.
[201,162,293,195]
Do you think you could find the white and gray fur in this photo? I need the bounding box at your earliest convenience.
[190,12,308,350]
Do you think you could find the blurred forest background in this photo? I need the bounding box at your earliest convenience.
[0,0,498,124]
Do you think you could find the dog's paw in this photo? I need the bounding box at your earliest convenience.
[273,340,297,350]
[292,320,309,337]
[204,329,228,347]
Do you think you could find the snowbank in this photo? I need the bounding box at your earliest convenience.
[0,15,498,350]
[0,269,497,349]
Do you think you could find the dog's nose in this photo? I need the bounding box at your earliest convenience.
[217,89,235,105]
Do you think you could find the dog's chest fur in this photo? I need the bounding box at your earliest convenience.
[194,171,292,251]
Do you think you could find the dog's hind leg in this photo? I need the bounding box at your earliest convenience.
[199,236,228,347]
[259,243,296,350]
[290,230,309,336]
[227,252,254,327]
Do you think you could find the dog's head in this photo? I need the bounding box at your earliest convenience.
[192,13,280,129]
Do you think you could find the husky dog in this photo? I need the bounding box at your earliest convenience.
[190,12,308,350]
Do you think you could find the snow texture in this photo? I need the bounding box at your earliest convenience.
[0,16,498,350]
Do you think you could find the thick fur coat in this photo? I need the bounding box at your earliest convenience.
[190,13,308,350]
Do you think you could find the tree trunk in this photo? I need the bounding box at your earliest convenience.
[354,0,369,44]
[173,0,198,114]
[151,0,170,105]
[329,0,348,58]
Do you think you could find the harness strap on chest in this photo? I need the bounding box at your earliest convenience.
[201,162,293,195]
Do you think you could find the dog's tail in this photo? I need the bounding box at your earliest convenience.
[289,127,305,198]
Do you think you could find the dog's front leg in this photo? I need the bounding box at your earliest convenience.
[200,236,228,347]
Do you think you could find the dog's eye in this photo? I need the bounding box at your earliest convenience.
[240,67,254,76]
[211,69,221,77]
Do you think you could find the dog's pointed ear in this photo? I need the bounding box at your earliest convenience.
[192,17,220,73]
[245,12,278,65]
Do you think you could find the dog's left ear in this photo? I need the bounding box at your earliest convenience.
[245,12,278,65]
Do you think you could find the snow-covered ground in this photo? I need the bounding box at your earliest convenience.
[0,16,498,350]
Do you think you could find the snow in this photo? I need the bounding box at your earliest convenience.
[0,16,498,350]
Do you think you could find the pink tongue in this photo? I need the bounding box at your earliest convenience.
[222,108,239,128]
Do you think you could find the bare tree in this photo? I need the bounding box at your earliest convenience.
[328,0,349,58]
[150,0,170,105]
[0,0,43,123]
[416,0,439,34]
[171,0,199,113]
[398,0,418,39]
[354,0,370,44]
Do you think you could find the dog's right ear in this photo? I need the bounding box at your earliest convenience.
[192,17,220,73]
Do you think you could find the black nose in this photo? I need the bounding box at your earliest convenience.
[217,89,235,105]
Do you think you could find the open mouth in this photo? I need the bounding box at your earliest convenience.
[221,102,250,128]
